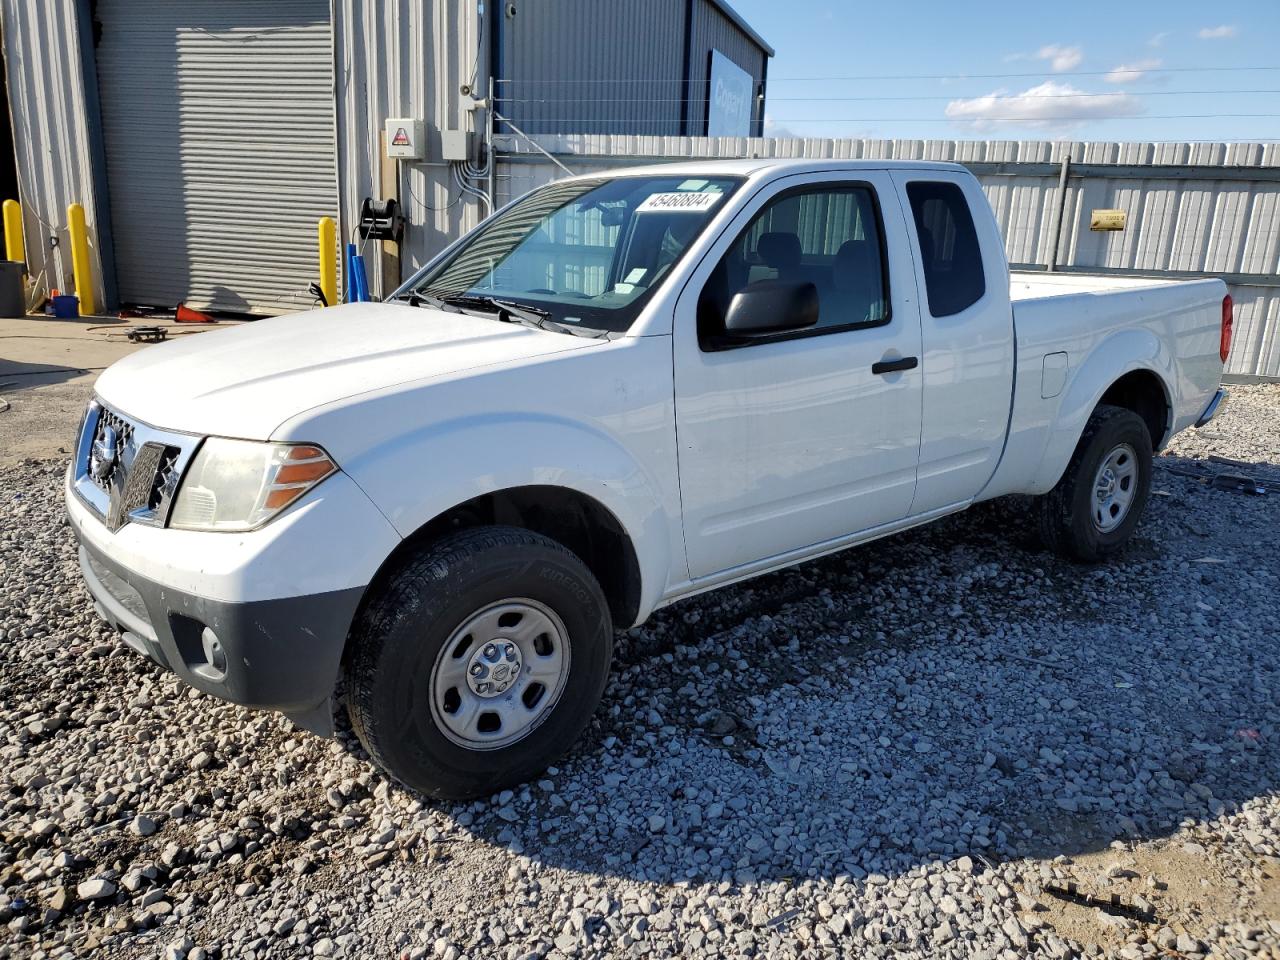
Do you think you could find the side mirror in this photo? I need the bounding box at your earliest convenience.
[722,280,819,338]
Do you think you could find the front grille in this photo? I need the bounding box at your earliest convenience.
[88,407,134,493]
[74,402,197,532]
[149,446,182,510]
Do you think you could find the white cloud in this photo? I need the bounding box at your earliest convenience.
[1105,59,1162,84]
[1197,25,1238,39]
[1036,44,1084,72]
[1003,44,1084,71]
[945,81,1142,130]
[763,117,800,139]
[1147,31,1169,47]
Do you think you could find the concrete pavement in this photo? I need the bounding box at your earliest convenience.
[0,315,231,466]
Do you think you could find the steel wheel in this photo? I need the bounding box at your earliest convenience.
[1037,405,1153,562]
[1092,442,1138,533]
[347,526,613,798]
[428,598,572,751]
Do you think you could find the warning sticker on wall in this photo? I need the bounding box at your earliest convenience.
[391,127,411,147]
[636,192,723,213]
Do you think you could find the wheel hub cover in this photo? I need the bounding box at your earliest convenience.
[1091,442,1139,533]
[466,640,523,698]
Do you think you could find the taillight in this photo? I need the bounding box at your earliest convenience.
[1220,294,1233,364]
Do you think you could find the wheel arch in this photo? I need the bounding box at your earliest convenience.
[1027,324,1174,495]
[1096,368,1171,450]
[357,484,646,631]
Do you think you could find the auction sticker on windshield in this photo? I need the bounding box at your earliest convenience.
[636,192,724,213]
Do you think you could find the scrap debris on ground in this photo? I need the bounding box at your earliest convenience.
[1,385,1278,959]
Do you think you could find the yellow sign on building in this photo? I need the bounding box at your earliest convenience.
[1090,209,1127,231]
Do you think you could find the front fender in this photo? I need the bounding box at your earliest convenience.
[1028,327,1170,494]
[342,412,673,620]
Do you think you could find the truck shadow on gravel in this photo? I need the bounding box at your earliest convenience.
[420,452,1277,886]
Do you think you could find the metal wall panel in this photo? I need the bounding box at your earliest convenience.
[2,0,488,309]
[686,0,767,136]
[334,0,484,298]
[493,0,770,137]
[496,135,1280,376]
[0,0,107,309]
[495,0,687,136]
[94,0,338,314]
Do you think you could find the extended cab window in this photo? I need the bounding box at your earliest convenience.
[698,184,889,348]
[906,181,985,317]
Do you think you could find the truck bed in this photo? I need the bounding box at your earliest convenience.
[1010,270,1201,301]
[1008,271,1225,442]
[979,270,1228,503]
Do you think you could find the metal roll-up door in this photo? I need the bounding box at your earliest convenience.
[94,0,337,314]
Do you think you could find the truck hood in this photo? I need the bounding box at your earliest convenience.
[94,302,600,439]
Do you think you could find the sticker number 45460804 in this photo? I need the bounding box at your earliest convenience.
[635,192,724,213]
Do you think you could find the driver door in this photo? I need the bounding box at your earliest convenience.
[673,172,924,580]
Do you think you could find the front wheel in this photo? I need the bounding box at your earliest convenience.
[1036,404,1153,562]
[345,526,613,799]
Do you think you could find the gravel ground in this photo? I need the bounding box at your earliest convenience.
[2,385,1278,960]
[0,379,92,471]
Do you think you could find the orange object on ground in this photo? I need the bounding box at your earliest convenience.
[175,303,215,323]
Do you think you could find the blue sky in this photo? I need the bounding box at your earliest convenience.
[731,0,1280,142]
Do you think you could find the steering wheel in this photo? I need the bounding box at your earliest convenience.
[527,288,558,295]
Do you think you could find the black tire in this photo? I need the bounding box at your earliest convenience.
[346,526,613,799]
[1036,404,1153,562]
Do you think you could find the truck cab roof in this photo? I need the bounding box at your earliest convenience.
[566,157,972,182]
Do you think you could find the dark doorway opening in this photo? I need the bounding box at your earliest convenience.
[0,34,20,210]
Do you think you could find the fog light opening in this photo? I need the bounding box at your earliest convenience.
[200,627,228,679]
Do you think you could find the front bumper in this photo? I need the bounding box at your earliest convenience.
[65,455,401,735]
[76,537,363,734]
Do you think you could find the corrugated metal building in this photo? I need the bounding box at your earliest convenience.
[0,0,770,314]
[2,0,486,312]
[92,0,339,314]
[494,0,772,137]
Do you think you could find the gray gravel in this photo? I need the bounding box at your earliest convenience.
[2,385,1279,960]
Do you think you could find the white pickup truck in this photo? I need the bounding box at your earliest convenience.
[67,159,1231,798]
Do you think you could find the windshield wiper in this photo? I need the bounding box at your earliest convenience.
[434,293,608,339]
[441,293,551,324]
[398,290,462,312]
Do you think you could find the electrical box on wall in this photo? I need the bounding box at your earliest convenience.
[440,129,472,162]
[384,118,425,159]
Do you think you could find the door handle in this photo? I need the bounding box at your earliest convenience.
[871,356,919,375]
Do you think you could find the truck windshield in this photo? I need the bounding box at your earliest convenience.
[400,174,742,334]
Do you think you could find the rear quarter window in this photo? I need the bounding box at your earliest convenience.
[906,181,985,317]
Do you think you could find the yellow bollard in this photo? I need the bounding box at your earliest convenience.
[67,203,96,316]
[318,216,337,308]
[3,199,24,268]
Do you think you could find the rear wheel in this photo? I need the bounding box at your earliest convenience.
[345,526,613,799]
[1036,404,1153,562]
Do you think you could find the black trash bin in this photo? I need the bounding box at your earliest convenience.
[0,261,25,318]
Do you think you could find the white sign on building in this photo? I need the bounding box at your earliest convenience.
[707,49,753,137]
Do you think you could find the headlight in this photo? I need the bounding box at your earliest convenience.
[169,438,337,532]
